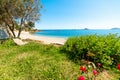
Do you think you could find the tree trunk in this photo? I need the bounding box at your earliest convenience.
[6,26,13,38]
[17,27,22,38]
[6,24,16,38]
[11,29,16,38]
[9,28,16,38]
[17,17,24,38]
[4,7,16,38]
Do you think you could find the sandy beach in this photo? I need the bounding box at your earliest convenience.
[16,31,67,45]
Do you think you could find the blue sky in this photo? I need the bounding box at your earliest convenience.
[35,0,120,29]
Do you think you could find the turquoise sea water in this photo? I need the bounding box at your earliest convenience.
[34,29,120,38]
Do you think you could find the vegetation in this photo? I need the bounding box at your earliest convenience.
[0,39,119,80]
[0,0,42,38]
[0,0,119,79]
[62,34,120,69]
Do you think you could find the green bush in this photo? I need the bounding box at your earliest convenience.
[62,34,120,68]
[1,39,16,47]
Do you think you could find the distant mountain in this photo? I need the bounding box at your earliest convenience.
[111,28,120,30]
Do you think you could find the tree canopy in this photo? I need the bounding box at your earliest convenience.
[0,0,42,38]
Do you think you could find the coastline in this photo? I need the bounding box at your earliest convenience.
[16,31,67,45]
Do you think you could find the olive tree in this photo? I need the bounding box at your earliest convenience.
[0,0,42,38]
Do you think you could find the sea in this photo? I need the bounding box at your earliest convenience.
[34,29,120,38]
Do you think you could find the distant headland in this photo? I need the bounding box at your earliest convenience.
[111,28,120,30]
[84,28,89,30]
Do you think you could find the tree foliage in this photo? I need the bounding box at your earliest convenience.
[0,0,42,38]
[27,21,35,28]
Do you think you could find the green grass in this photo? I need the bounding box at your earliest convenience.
[0,39,119,80]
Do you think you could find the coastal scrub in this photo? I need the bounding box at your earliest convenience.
[62,34,120,69]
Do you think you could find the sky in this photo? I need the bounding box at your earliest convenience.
[35,0,120,29]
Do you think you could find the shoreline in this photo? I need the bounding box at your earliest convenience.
[17,31,67,45]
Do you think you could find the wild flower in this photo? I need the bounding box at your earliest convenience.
[93,70,98,75]
[78,76,85,80]
[117,64,120,70]
[80,66,87,72]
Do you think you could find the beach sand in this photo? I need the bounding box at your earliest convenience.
[16,31,67,45]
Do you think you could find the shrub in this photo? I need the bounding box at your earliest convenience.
[1,39,16,47]
[62,34,120,68]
